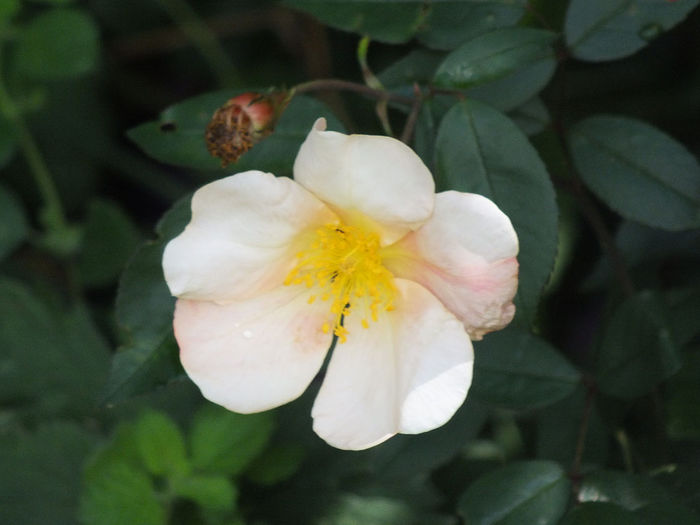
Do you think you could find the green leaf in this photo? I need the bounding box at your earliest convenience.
[0,279,110,416]
[569,115,700,231]
[246,443,305,485]
[458,460,570,525]
[418,1,527,50]
[434,27,556,89]
[433,27,557,111]
[471,327,581,410]
[0,423,98,525]
[134,410,189,478]
[578,470,671,510]
[596,290,682,399]
[564,0,700,62]
[283,0,428,44]
[435,99,558,324]
[190,403,275,477]
[15,8,99,80]
[77,199,141,288]
[0,115,16,167]
[127,93,344,174]
[0,185,28,261]
[378,48,444,96]
[560,502,639,525]
[318,494,415,525]
[81,461,166,525]
[105,198,191,403]
[171,474,237,510]
[509,97,550,137]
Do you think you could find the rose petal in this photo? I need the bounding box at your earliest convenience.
[311,279,473,450]
[385,191,519,340]
[176,284,335,413]
[163,171,337,302]
[294,118,435,245]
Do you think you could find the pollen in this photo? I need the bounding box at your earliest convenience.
[284,223,396,342]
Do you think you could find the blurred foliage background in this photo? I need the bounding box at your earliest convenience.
[1,1,700,524]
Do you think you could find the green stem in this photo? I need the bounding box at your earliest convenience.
[157,0,239,87]
[0,51,67,232]
[295,78,414,105]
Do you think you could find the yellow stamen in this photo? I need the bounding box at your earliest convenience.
[285,223,396,342]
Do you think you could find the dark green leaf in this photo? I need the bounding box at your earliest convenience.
[509,97,550,136]
[0,0,19,20]
[318,494,415,525]
[472,327,581,410]
[77,199,141,288]
[106,198,190,403]
[134,410,189,478]
[0,423,98,525]
[564,0,700,62]
[578,470,671,510]
[435,99,558,324]
[560,502,639,525]
[434,27,556,89]
[433,27,557,111]
[458,460,570,525]
[596,290,682,398]
[81,461,165,525]
[128,93,343,174]
[0,185,28,261]
[171,474,237,510]
[0,279,110,416]
[15,8,99,80]
[283,0,428,43]
[189,403,275,477]
[569,115,700,231]
[378,48,444,96]
[418,1,527,50]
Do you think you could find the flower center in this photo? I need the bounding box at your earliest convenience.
[284,223,396,343]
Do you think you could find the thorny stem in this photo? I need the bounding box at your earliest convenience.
[157,0,239,86]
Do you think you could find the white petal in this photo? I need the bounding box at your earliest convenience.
[163,170,337,302]
[175,284,335,413]
[293,118,435,245]
[385,191,519,340]
[311,279,473,450]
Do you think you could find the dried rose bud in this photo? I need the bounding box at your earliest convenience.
[205,91,289,167]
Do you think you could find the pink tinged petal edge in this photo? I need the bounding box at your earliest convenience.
[163,170,337,302]
[311,279,473,450]
[175,284,335,414]
[386,191,519,340]
[293,118,435,245]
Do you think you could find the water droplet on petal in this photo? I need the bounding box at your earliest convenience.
[243,330,253,339]
[639,23,663,41]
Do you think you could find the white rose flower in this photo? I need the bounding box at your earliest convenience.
[163,118,519,450]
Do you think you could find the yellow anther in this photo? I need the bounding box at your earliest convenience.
[284,222,396,342]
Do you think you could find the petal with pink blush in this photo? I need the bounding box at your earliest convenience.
[311,279,473,450]
[385,191,519,340]
[293,118,434,245]
[163,170,337,302]
[175,285,334,414]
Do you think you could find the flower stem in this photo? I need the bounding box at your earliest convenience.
[0,47,67,233]
[295,78,414,105]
